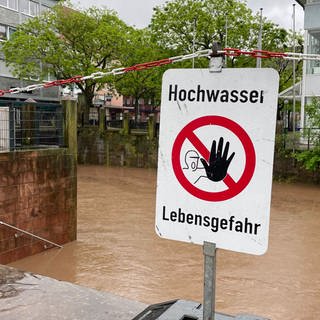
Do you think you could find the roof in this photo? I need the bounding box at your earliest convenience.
[278,81,302,101]
[296,0,306,8]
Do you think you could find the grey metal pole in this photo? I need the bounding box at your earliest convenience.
[203,241,216,320]
[256,8,263,68]
[292,4,296,152]
[209,42,224,73]
[192,17,197,68]
[225,15,228,67]
[204,46,221,319]
[0,221,63,249]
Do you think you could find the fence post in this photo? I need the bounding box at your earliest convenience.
[122,112,130,135]
[99,107,105,134]
[62,98,78,161]
[148,113,156,139]
[77,94,89,127]
[9,104,15,151]
[22,100,36,146]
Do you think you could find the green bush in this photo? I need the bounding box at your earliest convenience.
[295,98,320,171]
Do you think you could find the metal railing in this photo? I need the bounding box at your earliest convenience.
[0,220,63,249]
[0,101,64,152]
[129,120,148,131]
[106,119,123,129]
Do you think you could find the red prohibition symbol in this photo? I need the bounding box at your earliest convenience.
[171,115,256,202]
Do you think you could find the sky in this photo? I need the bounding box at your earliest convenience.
[70,0,304,31]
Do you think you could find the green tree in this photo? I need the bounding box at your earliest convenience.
[113,28,171,121]
[150,0,302,80]
[150,0,254,55]
[260,24,304,92]
[2,3,129,109]
[295,98,320,171]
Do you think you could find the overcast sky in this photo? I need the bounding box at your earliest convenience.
[70,0,304,31]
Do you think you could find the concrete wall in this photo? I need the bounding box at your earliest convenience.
[0,99,77,264]
[0,0,60,102]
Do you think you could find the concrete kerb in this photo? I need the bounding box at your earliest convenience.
[0,265,146,320]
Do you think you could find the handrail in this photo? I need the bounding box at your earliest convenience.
[0,220,63,249]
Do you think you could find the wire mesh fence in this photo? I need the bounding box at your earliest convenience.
[0,100,64,152]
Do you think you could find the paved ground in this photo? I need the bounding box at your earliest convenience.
[0,265,146,320]
[0,265,270,319]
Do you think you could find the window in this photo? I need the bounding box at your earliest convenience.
[20,0,29,14]
[307,32,320,74]
[30,0,39,16]
[0,24,15,41]
[8,26,15,39]
[8,0,17,10]
[0,25,6,41]
[0,0,18,10]
[21,0,39,16]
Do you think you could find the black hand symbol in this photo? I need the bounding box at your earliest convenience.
[200,137,235,182]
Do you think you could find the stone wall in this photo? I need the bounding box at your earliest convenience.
[0,149,77,264]
[78,128,158,168]
[0,99,78,264]
[78,127,320,184]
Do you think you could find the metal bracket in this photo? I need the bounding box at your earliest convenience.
[209,42,224,73]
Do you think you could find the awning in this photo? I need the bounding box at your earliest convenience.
[278,81,302,101]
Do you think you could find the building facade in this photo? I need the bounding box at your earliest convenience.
[0,0,60,102]
[296,0,320,128]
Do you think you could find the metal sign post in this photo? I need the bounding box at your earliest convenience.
[202,46,221,320]
[203,241,217,320]
[155,41,279,318]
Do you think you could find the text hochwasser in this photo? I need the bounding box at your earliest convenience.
[168,84,264,104]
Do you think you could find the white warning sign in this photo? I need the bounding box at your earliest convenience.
[155,68,279,255]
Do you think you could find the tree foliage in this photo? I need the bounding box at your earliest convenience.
[2,0,304,119]
[112,28,171,120]
[2,3,130,106]
[295,98,320,171]
[150,0,254,54]
[150,0,303,91]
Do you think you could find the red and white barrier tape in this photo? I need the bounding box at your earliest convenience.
[1,48,319,97]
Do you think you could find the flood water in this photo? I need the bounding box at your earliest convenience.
[9,165,320,319]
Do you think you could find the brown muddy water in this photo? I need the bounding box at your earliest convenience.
[9,165,320,319]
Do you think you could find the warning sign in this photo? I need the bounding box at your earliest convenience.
[172,115,255,202]
[155,68,279,255]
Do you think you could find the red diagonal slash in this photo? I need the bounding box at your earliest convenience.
[187,131,237,188]
[172,115,255,202]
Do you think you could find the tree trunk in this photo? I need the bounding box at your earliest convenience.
[78,85,95,126]
[134,97,140,123]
